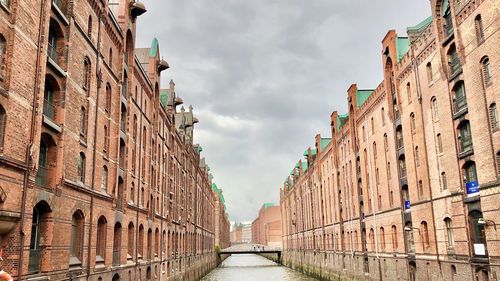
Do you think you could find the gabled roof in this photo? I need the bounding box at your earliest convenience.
[303,148,316,157]
[337,113,349,130]
[320,138,331,150]
[396,37,409,62]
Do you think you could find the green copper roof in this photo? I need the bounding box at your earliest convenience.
[263,203,275,208]
[301,161,308,172]
[160,89,169,107]
[337,113,349,130]
[396,37,409,62]
[356,90,374,108]
[149,38,159,57]
[407,16,433,33]
[320,138,331,150]
[303,148,317,157]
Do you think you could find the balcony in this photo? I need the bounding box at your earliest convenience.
[43,99,56,120]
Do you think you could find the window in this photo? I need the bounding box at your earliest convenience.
[443,0,453,37]
[127,222,134,258]
[448,44,460,76]
[130,182,135,204]
[113,223,122,265]
[373,142,377,159]
[380,227,385,251]
[396,127,404,149]
[29,202,52,273]
[496,151,500,175]
[141,187,145,207]
[387,162,391,179]
[147,229,152,259]
[155,228,159,256]
[489,103,498,131]
[109,48,113,68]
[468,211,487,255]
[482,57,492,86]
[77,152,86,183]
[0,105,6,150]
[43,76,59,120]
[441,172,448,190]
[101,166,108,193]
[444,218,454,247]
[475,15,485,43]
[463,161,477,183]
[138,225,144,258]
[70,211,84,263]
[453,81,467,114]
[80,106,87,137]
[415,147,420,166]
[96,216,107,261]
[426,62,433,83]
[391,225,398,251]
[105,83,112,114]
[431,97,439,121]
[0,35,6,79]
[437,134,443,153]
[406,222,415,252]
[83,59,90,90]
[418,180,423,199]
[421,221,429,250]
[399,156,407,178]
[384,134,388,151]
[371,117,374,134]
[458,121,473,153]
[381,108,385,125]
[87,16,92,38]
[410,113,416,134]
[406,82,411,103]
[103,125,109,154]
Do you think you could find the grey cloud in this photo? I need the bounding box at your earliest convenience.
[137,0,430,222]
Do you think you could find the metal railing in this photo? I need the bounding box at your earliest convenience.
[43,99,56,120]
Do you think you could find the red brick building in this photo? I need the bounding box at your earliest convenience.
[212,183,230,250]
[0,0,227,280]
[251,203,282,248]
[281,1,499,280]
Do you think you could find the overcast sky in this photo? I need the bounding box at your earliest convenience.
[136,0,430,222]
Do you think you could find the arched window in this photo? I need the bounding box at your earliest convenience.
[371,117,374,134]
[406,82,411,103]
[0,34,6,79]
[101,166,108,193]
[441,172,448,190]
[29,202,52,273]
[444,218,454,247]
[380,227,386,251]
[140,187,144,207]
[437,133,443,153]
[0,105,6,150]
[458,121,473,153]
[391,225,398,251]
[452,81,467,114]
[109,48,113,68]
[103,125,109,154]
[87,16,92,37]
[127,222,134,258]
[82,58,90,90]
[80,106,87,137]
[482,56,492,86]
[396,127,404,149]
[410,113,416,134]
[489,103,498,131]
[415,146,420,167]
[463,161,478,183]
[406,222,415,252]
[381,108,385,125]
[373,142,377,159]
[130,182,135,204]
[70,211,84,263]
[387,162,391,179]
[426,62,433,83]
[399,156,407,178]
[105,83,112,114]
[418,180,423,199]
[420,221,429,250]
[96,216,107,262]
[138,224,144,258]
[431,97,438,121]
[113,222,122,265]
[78,152,86,183]
[448,44,460,76]
[155,228,159,256]
[43,75,60,121]
[469,211,487,255]
[133,115,138,139]
[147,229,152,259]
[475,15,485,43]
[383,134,388,151]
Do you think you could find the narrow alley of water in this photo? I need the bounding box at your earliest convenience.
[201,254,316,281]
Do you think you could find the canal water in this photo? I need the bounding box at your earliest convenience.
[201,254,317,281]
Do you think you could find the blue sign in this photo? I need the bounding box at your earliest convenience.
[466,181,479,197]
[404,200,410,210]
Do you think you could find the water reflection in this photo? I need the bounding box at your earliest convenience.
[201,254,317,281]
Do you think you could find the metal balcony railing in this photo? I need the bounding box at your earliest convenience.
[43,99,56,120]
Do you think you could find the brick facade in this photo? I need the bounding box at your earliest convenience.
[0,0,228,280]
[251,204,282,248]
[280,1,499,280]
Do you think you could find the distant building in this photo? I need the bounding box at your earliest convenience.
[252,203,282,248]
[231,222,252,244]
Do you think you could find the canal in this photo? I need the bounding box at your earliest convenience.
[201,254,317,281]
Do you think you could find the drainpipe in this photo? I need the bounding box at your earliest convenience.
[18,0,47,278]
[86,8,103,279]
[411,47,443,279]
